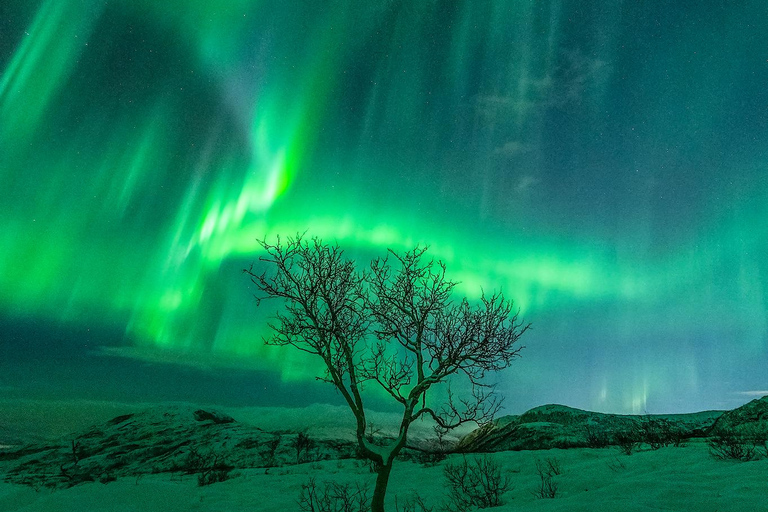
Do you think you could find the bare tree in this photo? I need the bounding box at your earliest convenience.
[244,234,529,512]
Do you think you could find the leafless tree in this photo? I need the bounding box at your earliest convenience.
[244,234,529,512]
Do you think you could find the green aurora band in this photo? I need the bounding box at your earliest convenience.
[1,0,766,413]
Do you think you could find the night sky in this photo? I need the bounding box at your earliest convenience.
[1,1,767,416]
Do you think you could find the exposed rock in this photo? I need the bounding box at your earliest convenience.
[193,409,235,424]
[106,414,135,426]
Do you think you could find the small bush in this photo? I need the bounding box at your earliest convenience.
[606,456,626,472]
[365,423,383,445]
[352,452,377,473]
[293,431,316,464]
[59,463,95,487]
[298,477,370,512]
[412,426,450,466]
[174,448,233,486]
[261,435,282,468]
[70,439,87,464]
[197,468,231,486]
[614,428,641,456]
[669,425,688,447]
[532,458,559,499]
[583,424,610,448]
[176,448,208,474]
[99,473,117,484]
[708,429,758,461]
[444,455,511,510]
[411,449,447,467]
[395,492,433,512]
[753,427,768,458]
[197,455,233,486]
[638,416,684,450]
[540,457,561,476]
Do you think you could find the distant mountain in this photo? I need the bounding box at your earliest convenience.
[458,403,725,452]
[0,421,54,449]
[0,426,27,450]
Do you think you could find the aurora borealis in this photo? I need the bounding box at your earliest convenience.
[1,1,767,415]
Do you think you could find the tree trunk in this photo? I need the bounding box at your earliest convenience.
[371,460,394,512]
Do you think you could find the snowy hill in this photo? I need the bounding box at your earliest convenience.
[710,396,768,432]
[458,403,724,452]
[0,406,358,489]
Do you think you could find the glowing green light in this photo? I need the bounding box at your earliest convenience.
[1,1,765,412]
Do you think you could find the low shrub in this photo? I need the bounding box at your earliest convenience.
[532,458,559,499]
[708,428,759,462]
[614,428,642,456]
[173,447,233,486]
[297,477,370,512]
[583,424,610,448]
[395,492,433,512]
[443,455,511,510]
[197,467,231,486]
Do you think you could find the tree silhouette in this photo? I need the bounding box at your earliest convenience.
[244,234,529,512]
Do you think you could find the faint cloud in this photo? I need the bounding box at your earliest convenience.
[515,175,540,193]
[474,94,512,120]
[735,390,768,397]
[546,49,610,109]
[494,140,531,157]
[474,94,537,123]
[475,94,514,108]
[94,346,260,373]
[474,48,611,121]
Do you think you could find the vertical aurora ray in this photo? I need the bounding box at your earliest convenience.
[121,5,389,358]
[0,0,105,145]
[1,1,766,412]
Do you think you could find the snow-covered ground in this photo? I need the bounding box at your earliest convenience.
[1,440,766,511]
[1,398,766,511]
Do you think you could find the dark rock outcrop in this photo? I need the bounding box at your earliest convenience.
[193,409,235,424]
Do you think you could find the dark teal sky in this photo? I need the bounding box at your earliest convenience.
[1,1,766,414]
